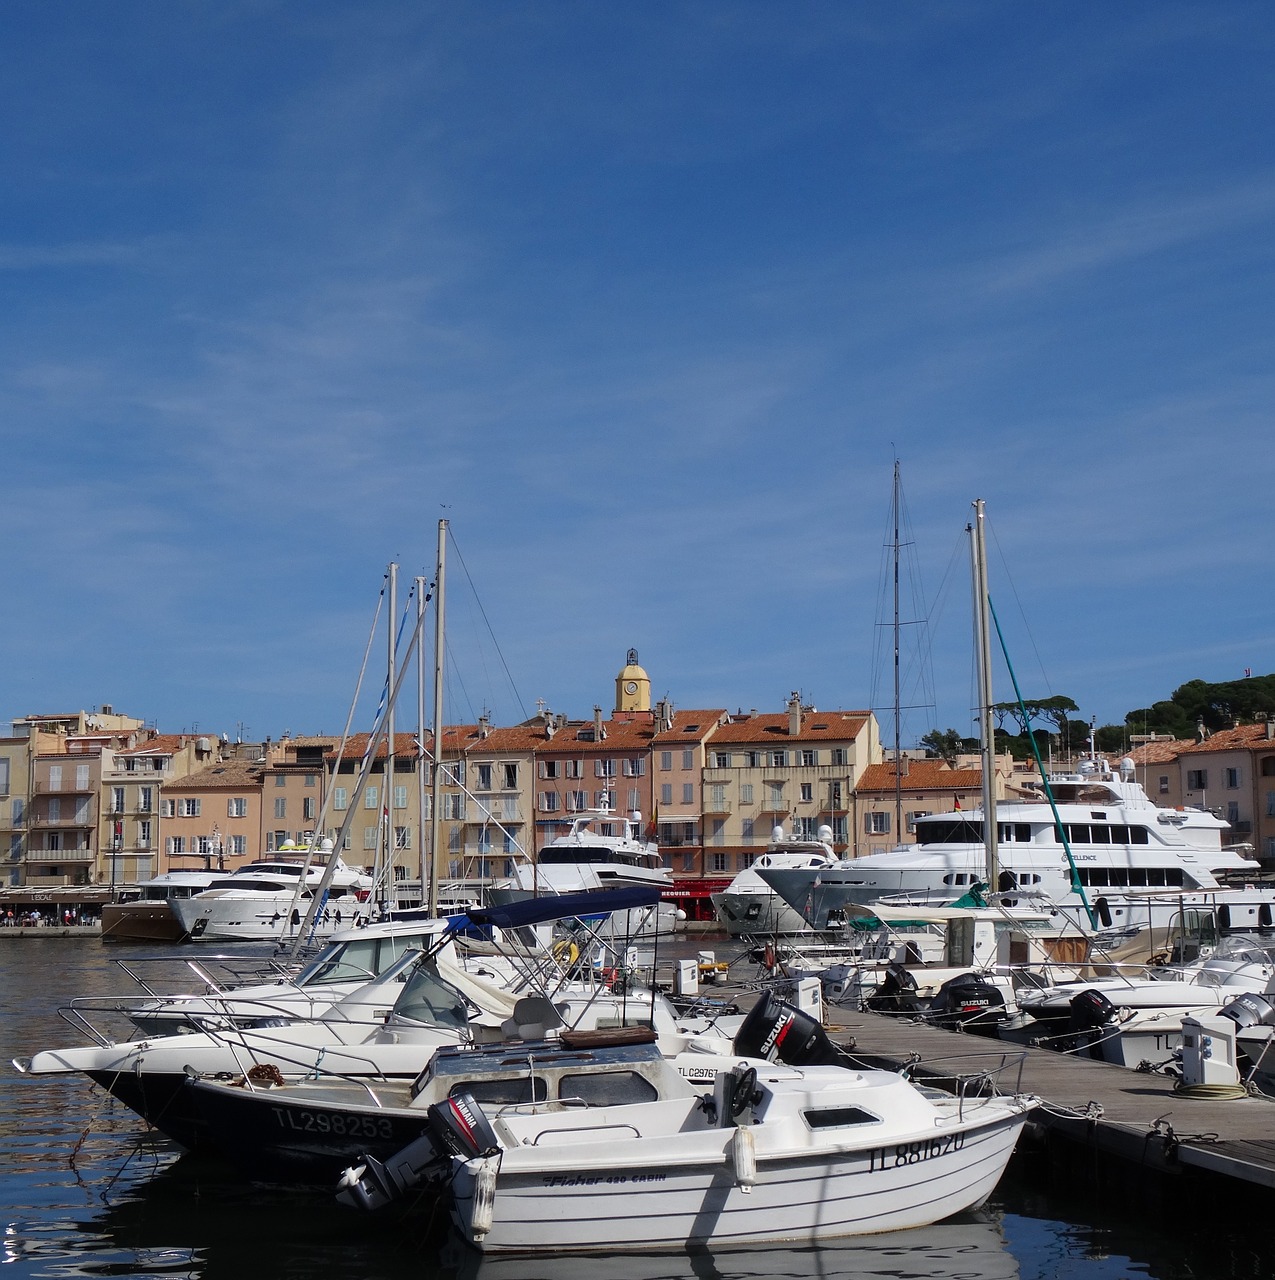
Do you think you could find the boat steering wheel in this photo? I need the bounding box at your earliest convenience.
[730,1066,759,1118]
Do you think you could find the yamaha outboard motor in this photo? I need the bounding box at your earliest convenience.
[733,989,845,1066]
[927,973,1007,1036]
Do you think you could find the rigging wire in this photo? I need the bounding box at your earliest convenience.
[448,527,529,722]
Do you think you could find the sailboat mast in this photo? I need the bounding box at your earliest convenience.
[891,461,903,840]
[384,562,397,910]
[970,500,999,892]
[428,518,447,916]
[415,574,428,901]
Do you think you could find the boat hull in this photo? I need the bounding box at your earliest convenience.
[710,890,812,938]
[100,901,187,943]
[186,1078,432,1184]
[451,1106,1029,1253]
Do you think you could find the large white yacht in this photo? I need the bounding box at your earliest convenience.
[170,842,374,942]
[492,809,681,938]
[760,756,1269,937]
[710,823,839,937]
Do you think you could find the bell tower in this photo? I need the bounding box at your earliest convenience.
[615,647,651,714]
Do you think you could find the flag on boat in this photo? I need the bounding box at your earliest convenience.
[953,797,961,811]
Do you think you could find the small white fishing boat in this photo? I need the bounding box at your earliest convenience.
[339,994,1037,1253]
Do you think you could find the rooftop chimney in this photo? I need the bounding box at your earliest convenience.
[787,691,802,737]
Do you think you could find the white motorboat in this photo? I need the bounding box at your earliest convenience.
[15,888,731,1159]
[493,809,681,939]
[171,842,374,943]
[711,824,840,937]
[100,869,220,942]
[760,755,1271,940]
[1007,936,1275,1067]
[338,994,1037,1253]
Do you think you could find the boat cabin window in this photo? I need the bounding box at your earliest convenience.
[1057,823,1148,846]
[457,1076,549,1106]
[559,1070,659,1106]
[298,934,428,985]
[391,963,469,1029]
[803,1106,881,1130]
[998,824,1032,843]
[917,820,984,846]
[1077,867,1183,888]
[540,847,647,867]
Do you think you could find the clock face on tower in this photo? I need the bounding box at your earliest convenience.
[625,681,638,695]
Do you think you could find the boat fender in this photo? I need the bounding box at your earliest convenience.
[426,1092,501,1159]
[1260,903,1273,930]
[1095,897,1112,929]
[469,1155,499,1238]
[730,1124,757,1191]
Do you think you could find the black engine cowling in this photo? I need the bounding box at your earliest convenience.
[425,1091,500,1159]
[732,990,844,1066]
[1067,988,1118,1033]
[866,963,925,1014]
[927,973,1007,1035]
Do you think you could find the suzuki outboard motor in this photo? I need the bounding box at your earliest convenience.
[733,989,845,1066]
[928,973,1007,1035]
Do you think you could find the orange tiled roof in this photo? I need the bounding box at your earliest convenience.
[707,712,870,745]
[856,761,982,793]
[651,710,729,743]
[170,761,266,789]
[1177,725,1275,755]
[1126,739,1193,765]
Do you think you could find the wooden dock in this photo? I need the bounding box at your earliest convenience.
[819,1002,1275,1203]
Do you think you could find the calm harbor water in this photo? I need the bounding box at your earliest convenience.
[2,937,1273,1280]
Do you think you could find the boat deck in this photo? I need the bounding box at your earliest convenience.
[821,1002,1275,1195]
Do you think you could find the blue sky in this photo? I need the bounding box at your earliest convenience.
[3,3,1273,747]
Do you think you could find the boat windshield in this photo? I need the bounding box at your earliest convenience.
[296,933,431,985]
[389,961,469,1029]
[540,847,651,866]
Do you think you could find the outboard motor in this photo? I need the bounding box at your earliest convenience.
[1067,988,1119,1060]
[1067,988,1118,1033]
[866,963,924,1015]
[927,973,1007,1036]
[1219,991,1275,1032]
[733,989,844,1066]
[425,1091,501,1159]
